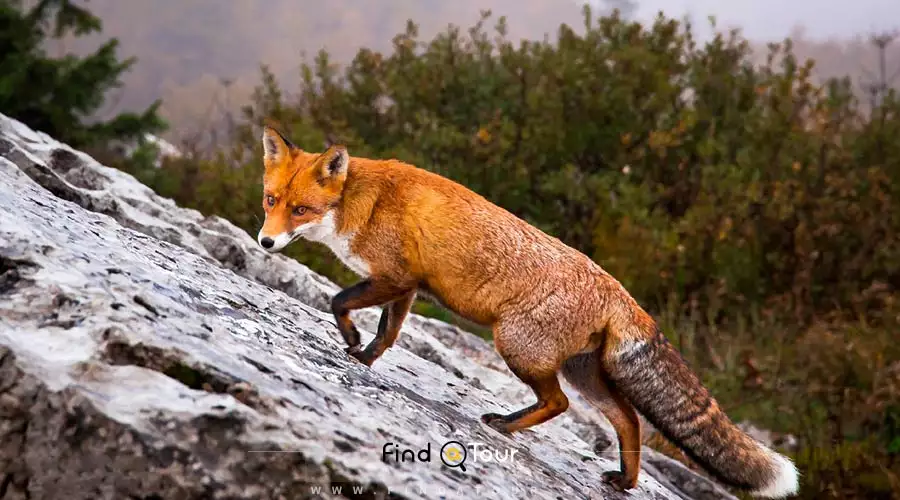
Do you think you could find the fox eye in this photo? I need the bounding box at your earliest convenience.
[293,206,307,216]
[265,195,275,207]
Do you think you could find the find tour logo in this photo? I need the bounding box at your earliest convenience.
[440,441,468,471]
[382,440,518,471]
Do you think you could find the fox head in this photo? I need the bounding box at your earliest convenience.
[257,126,350,253]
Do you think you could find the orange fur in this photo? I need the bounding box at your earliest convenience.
[256,126,799,498]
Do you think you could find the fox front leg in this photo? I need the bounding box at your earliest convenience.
[330,278,415,364]
[351,291,416,366]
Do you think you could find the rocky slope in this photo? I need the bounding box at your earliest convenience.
[0,112,736,499]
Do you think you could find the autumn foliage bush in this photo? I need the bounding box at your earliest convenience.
[117,6,900,498]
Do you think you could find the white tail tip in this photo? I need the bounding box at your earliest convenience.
[751,450,800,498]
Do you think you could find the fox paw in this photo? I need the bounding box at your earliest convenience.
[480,413,511,433]
[344,345,367,363]
[601,471,636,492]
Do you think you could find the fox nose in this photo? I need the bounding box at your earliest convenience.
[260,237,274,249]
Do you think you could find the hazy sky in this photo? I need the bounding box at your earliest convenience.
[584,0,897,41]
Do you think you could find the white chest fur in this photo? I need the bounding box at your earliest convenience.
[295,212,371,277]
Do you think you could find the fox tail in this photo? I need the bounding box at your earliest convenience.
[579,313,799,498]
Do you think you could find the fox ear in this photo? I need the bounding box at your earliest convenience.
[262,126,295,167]
[317,145,349,186]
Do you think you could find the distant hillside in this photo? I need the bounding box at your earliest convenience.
[783,28,900,98]
[58,0,585,142]
[55,1,899,144]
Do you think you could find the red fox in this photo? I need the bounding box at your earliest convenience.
[256,126,800,498]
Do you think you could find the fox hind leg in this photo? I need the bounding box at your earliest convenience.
[480,373,569,433]
[481,323,569,433]
[561,350,642,491]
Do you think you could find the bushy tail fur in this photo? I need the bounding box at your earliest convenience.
[580,318,799,498]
